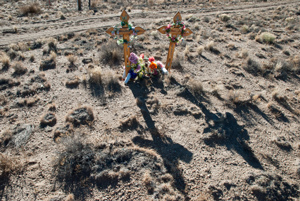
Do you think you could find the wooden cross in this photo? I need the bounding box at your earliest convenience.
[157,12,193,71]
[106,10,145,78]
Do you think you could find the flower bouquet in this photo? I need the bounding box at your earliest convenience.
[123,53,168,84]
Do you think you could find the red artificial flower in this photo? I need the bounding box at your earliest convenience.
[149,57,155,62]
[140,54,144,59]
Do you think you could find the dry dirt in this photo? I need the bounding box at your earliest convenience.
[0,0,300,201]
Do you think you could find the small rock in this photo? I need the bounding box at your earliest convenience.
[13,124,34,147]
[82,58,93,64]
[40,112,57,127]
[66,106,94,126]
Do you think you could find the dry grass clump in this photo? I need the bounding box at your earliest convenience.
[65,194,75,201]
[54,136,95,186]
[102,70,121,93]
[88,67,102,86]
[172,51,183,72]
[67,55,77,66]
[197,46,204,55]
[0,52,10,69]
[240,25,249,34]
[243,57,263,76]
[142,170,155,193]
[0,153,20,178]
[256,32,276,44]
[184,46,190,57]
[151,30,160,40]
[12,62,27,76]
[228,90,241,105]
[66,76,80,88]
[100,41,122,66]
[120,115,140,131]
[187,79,204,96]
[45,37,58,54]
[20,3,42,16]
[50,51,57,61]
[219,14,230,22]
[205,41,220,55]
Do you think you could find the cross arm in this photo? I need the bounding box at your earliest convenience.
[106,27,145,36]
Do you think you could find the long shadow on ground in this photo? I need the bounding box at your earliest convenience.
[164,77,264,170]
[128,78,193,198]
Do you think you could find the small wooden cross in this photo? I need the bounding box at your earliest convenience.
[106,10,145,78]
[157,12,193,71]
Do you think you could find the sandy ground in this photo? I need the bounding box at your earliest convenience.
[0,0,300,200]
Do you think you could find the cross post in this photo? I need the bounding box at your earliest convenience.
[106,11,145,78]
[157,12,193,71]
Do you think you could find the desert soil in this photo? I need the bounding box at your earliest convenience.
[0,0,300,201]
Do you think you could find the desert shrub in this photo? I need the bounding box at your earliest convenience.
[240,25,249,34]
[187,79,203,96]
[54,136,95,193]
[67,55,78,66]
[102,70,121,93]
[66,76,80,88]
[150,30,160,40]
[143,170,155,193]
[0,52,10,69]
[100,41,122,66]
[256,32,276,44]
[243,57,263,76]
[197,46,204,55]
[228,90,241,105]
[89,67,102,86]
[205,41,220,55]
[0,153,20,179]
[12,62,27,76]
[47,38,58,53]
[219,14,230,22]
[19,3,42,16]
[172,51,184,72]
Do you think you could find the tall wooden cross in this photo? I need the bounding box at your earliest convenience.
[106,11,145,77]
[157,12,193,71]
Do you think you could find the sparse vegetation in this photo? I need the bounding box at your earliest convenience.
[219,14,230,22]
[67,55,77,65]
[187,79,203,96]
[0,52,10,69]
[256,32,276,44]
[19,3,42,16]
[243,57,263,76]
[1,1,300,200]
[100,40,122,66]
[12,61,27,76]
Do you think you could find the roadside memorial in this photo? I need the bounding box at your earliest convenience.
[157,12,193,71]
[106,10,146,79]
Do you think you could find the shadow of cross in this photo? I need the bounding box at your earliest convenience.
[169,78,264,170]
[127,80,193,195]
[157,12,193,71]
[106,10,145,77]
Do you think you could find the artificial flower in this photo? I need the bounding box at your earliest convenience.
[129,53,138,64]
[149,62,157,70]
[140,54,144,59]
[149,57,155,62]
